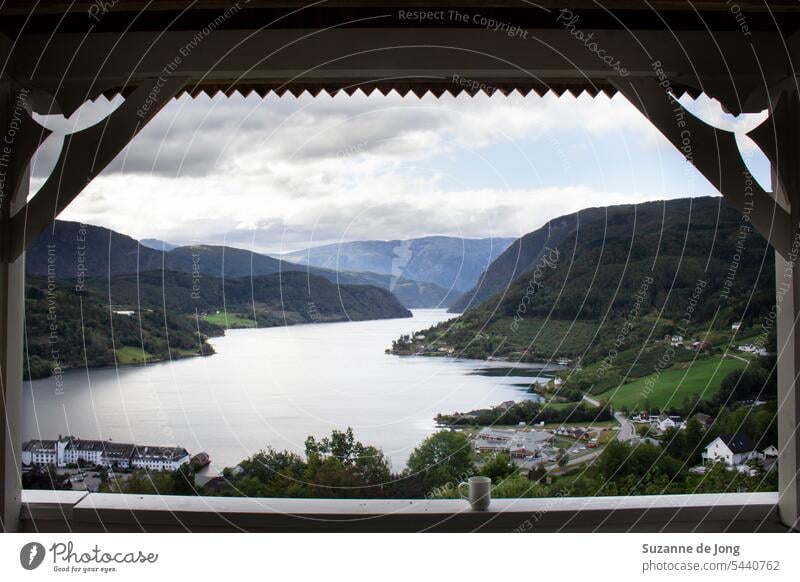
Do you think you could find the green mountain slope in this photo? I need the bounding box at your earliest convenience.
[394,197,775,409]
[446,210,592,312]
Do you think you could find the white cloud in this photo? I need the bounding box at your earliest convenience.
[32,91,722,251]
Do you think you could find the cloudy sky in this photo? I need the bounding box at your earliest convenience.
[30,91,769,255]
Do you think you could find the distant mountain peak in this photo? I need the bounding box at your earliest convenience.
[280,235,515,294]
[140,238,178,252]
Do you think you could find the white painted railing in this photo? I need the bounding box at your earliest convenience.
[20,491,783,533]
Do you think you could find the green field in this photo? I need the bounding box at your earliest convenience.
[203,312,257,328]
[115,346,152,365]
[595,355,750,410]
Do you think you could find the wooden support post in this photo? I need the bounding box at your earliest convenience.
[614,77,800,529]
[0,82,31,532]
[774,213,800,532]
[0,75,184,530]
[767,92,800,531]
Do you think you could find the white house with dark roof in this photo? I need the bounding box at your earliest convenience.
[101,442,136,469]
[702,433,761,466]
[21,440,59,466]
[21,436,190,470]
[130,446,191,472]
[654,415,684,432]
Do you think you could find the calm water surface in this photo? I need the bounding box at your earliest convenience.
[23,309,558,471]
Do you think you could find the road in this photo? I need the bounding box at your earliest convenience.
[614,412,636,442]
[545,412,635,472]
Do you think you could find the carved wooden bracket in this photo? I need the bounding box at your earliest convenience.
[7,76,188,261]
[611,76,793,259]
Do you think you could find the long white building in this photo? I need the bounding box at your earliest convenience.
[21,436,191,471]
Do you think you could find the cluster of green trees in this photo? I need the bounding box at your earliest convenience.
[24,277,220,380]
[544,439,777,498]
[22,465,73,490]
[434,400,613,427]
[88,421,777,501]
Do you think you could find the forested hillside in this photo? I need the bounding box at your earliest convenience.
[393,197,776,411]
[25,270,410,380]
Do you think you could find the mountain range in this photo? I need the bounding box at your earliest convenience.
[281,236,514,300]
[26,221,451,308]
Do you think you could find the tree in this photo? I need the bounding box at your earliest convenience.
[480,453,516,482]
[305,427,364,466]
[353,445,392,485]
[528,463,547,482]
[406,431,475,488]
[683,417,704,466]
[172,462,197,495]
[21,466,72,490]
[594,439,629,478]
[304,428,392,493]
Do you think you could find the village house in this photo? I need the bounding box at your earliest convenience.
[702,433,762,467]
[689,340,710,352]
[554,426,592,440]
[507,432,555,458]
[652,415,684,433]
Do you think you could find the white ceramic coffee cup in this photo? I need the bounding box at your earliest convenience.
[458,476,492,510]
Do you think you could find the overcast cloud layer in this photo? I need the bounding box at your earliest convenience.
[29,91,768,254]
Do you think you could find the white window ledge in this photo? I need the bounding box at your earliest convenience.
[20,491,784,532]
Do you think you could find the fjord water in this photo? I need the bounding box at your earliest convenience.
[23,309,553,471]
